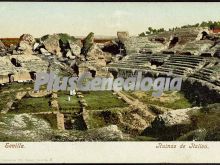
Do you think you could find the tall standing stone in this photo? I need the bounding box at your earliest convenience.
[0,40,5,49]
[117,31,129,44]
[43,34,62,57]
[81,32,94,55]
[18,34,35,55]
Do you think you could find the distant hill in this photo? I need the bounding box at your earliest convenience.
[0,38,19,47]
[139,21,220,37]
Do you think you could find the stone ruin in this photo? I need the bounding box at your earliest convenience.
[104,28,220,139]
[0,40,5,49]
[119,27,212,55]
[0,32,115,85]
[0,40,6,56]
[17,34,35,55]
[106,28,220,105]
[0,55,48,84]
[0,28,219,104]
[0,28,220,141]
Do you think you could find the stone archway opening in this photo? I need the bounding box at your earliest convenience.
[214,50,220,58]
[89,69,96,77]
[8,74,14,83]
[11,58,21,67]
[72,64,79,76]
[150,59,164,67]
[201,31,208,40]
[180,52,192,55]
[201,53,212,57]
[110,70,118,79]
[169,36,179,49]
[29,71,36,80]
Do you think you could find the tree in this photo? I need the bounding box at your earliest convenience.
[152,29,157,34]
[195,23,200,27]
[142,27,166,35]
[158,28,165,33]
[148,27,153,34]
[200,21,207,27]
[139,32,146,37]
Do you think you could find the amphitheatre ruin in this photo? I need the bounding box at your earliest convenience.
[0,25,219,141]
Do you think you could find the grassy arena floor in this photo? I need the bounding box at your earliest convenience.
[125,91,192,109]
[82,91,128,110]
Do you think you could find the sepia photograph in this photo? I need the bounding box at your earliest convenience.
[0,1,219,163]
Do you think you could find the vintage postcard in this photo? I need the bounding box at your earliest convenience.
[0,1,219,163]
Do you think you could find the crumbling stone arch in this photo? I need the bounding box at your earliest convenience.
[29,71,36,80]
[8,74,14,83]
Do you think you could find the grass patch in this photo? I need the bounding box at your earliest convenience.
[133,136,157,141]
[36,114,58,129]
[126,91,192,109]
[209,65,220,72]
[57,91,81,113]
[0,133,22,142]
[10,97,52,113]
[0,92,15,111]
[87,112,106,128]
[87,109,122,129]
[188,103,220,140]
[0,82,34,92]
[175,103,220,141]
[0,82,40,112]
[57,70,72,77]
[82,91,127,110]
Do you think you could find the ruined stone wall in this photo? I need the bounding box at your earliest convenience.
[124,36,167,54]
[124,37,149,54]
[14,71,32,82]
[0,75,9,84]
[181,78,220,105]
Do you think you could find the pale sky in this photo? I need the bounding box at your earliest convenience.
[0,2,220,38]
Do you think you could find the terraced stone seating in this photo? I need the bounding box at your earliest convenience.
[155,55,206,76]
[108,53,207,78]
[124,36,167,54]
[150,53,171,62]
[180,40,213,55]
[189,65,220,87]
[108,53,152,69]
[201,42,220,58]
[214,47,220,58]
[141,42,166,53]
